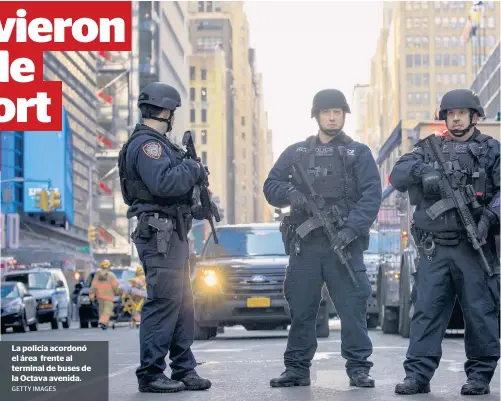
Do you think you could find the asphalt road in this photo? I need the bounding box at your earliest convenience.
[2,320,499,401]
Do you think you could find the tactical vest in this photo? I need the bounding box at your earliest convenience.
[118,125,192,207]
[422,131,495,204]
[298,135,359,206]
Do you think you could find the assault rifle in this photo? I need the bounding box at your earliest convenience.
[290,160,358,286]
[182,130,221,244]
[424,134,493,276]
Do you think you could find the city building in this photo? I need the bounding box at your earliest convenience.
[351,84,370,146]
[365,0,500,154]
[189,1,273,225]
[470,40,500,118]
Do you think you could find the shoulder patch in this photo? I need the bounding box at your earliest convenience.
[142,142,162,159]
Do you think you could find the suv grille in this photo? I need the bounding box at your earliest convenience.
[223,268,285,295]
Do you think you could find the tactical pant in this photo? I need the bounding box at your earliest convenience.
[404,239,500,385]
[133,232,198,383]
[98,300,114,326]
[284,236,373,378]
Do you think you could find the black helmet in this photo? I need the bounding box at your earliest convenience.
[311,89,351,118]
[138,82,181,110]
[438,89,485,120]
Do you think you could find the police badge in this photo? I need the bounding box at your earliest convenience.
[142,142,162,159]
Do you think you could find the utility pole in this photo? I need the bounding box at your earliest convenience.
[88,164,94,268]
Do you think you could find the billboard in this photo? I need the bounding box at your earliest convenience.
[23,107,74,225]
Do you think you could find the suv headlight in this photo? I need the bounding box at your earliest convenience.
[79,295,90,305]
[38,298,53,309]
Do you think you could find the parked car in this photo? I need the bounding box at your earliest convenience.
[3,268,71,329]
[76,268,136,328]
[1,281,39,333]
[191,222,330,340]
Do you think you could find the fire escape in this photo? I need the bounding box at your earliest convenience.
[93,51,134,263]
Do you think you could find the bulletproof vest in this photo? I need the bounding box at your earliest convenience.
[423,131,495,204]
[301,134,359,205]
[118,125,191,207]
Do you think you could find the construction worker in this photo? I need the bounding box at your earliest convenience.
[89,260,121,330]
[129,266,146,327]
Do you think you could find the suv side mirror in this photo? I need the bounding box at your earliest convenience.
[24,293,32,298]
[56,280,65,288]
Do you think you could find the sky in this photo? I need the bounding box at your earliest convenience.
[243,0,384,161]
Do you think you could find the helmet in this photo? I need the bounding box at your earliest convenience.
[137,82,181,111]
[100,259,111,269]
[438,89,485,120]
[311,89,351,118]
[135,266,144,276]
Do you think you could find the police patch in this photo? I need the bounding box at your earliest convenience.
[142,142,162,159]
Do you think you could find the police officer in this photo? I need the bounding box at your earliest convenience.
[390,89,500,396]
[263,89,382,388]
[118,82,212,393]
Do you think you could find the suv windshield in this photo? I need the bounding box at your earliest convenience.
[203,228,285,258]
[5,272,53,290]
[1,283,19,298]
[112,270,135,280]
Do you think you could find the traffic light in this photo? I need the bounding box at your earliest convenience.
[88,225,96,242]
[35,190,50,212]
[50,190,61,210]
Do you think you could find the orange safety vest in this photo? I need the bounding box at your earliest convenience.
[89,270,120,301]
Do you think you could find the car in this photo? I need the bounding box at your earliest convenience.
[3,268,71,329]
[191,222,330,340]
[76,268,136,328]
[1,281,39,333]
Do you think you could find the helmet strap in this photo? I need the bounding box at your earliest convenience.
[448,110,476,137]
[315,115,345,137]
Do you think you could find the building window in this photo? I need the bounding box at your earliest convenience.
[451,17,457,28]
[406,55,413,68]
[424,111,430,120]
[435,1,440,9]
[202,151,207,165]
[214,1,221,11]
[198,1,204,12]
[442,17,449,28]
[435,37,442,48]
[414,18,421,29]
[201,129,207,144]
[473,55,479,66]
[452,54,458,66]
[435,17,441,26]
[436,92,442,103]
[451,36,458,47]
[206,1,213,11]
[407,73,414,86]
[435,54,441,66]
[422,18,428,29]
[443,74,450,85]
[489,35,496,47]
[451,74,458,85]
[422,36,429,47]
[415,55,421,67]
[201,109,207,122]
[459,1,465,8]
[488,17,495,28]
[190,109,196,123]
[406,36,413,47]
[408,93,413,104]
[406,18,413,29]
[442,1,449,9]
[190,87,195,101]
[423,73,429,85]
[459,17,466,27]
[241,132,245,140]
[201,69,207,80]
[423,92,429,104]
[436,73,442,83]
[415,74,422,86]
[407,111,414,119]
[241,116,245,126]
[201,87,207,101]
[443,37,449,48]
[460,54,466,66]
[443,54,450,66]
[191,130,196,143]
[450,1,457,8]
[414,37,421,47]
[190,66,196,80]
[415,93,421,104]
[423,55,429,66]
[460,73,466,84]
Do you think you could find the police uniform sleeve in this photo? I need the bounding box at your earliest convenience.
[136,140,201,197]
[389,144,427,192]
[263,145,295,208]
[345,145,382,236]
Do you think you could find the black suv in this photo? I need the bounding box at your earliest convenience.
[191,223,330,340]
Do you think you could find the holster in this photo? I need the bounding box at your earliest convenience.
[132,212,175,255]
[279,216,297,256]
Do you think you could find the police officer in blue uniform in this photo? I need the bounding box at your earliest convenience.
[390,89,500,396]
[118,82,212,393]
[263,89,382,388]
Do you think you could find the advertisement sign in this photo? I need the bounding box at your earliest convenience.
[23,107,74,225]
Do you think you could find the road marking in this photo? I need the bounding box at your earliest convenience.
[195,348,250,353]
[372,346,408,349]
[313,352,340,360]
[319,340,341,343]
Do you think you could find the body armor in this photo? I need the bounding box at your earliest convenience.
[118,125,191,207]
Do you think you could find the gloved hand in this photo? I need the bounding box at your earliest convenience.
[332,227,357,250]
[286,189,308,210]
[421,168,441,195]
[478,208,496,240]
[197,163,209,185]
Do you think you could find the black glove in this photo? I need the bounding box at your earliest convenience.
[332,227,357,250]
[286,189,308,210]
[421,168,441,195]
[478,208,496,240]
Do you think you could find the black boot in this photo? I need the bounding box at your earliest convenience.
[178,374,212,391]
[349,370,375,388]
[270,371,311,388]
[99,323,107,330]
[395,378,430,395]
[461,379,490,395]
[138,376,186,393]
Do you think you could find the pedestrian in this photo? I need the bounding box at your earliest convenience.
[88,259,120,330]
[263,89,382,388]
[118,82,211,393]
[390,88,500,396]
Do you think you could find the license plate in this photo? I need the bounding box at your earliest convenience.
[246,297,270,308]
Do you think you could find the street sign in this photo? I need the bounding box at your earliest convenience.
[76,246,89,253]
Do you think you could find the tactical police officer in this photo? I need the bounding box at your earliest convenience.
[390,89,500,396]
[263,89,382,388]
[118,82,212,393]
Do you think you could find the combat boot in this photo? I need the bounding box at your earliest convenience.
[178,374,212,391]
[349,370,375,388]
[461,379,490,395]
[395,378,430,395]
[270,371,311,387]
[138,376,186,393]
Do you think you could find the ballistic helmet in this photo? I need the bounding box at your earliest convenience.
[311,89,351,118]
